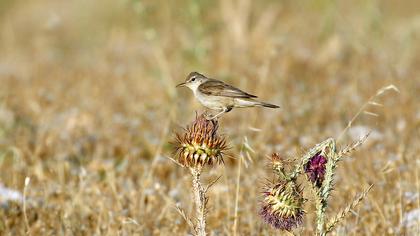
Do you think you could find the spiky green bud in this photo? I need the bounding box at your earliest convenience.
[259,181,305,231]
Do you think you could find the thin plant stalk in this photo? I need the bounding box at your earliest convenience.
[23,177,31,234]
[336,84,399,141]
[232,156,242,236]
[190,166,207,236]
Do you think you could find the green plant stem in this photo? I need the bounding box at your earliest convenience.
[317,157,338,235]
[303,138,337,236]
[315,196,326,236]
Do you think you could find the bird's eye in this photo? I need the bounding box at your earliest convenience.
[191,77,196,81]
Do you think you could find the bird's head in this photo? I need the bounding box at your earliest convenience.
[176,72,208,91]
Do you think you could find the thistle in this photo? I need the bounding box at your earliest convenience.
[261,135,372,235]
[173,113,228,236]
[259,181,305,231]
[270,153,287,180]
[259,153,305,231]
[304,152,327,188]
[175,114,227,168]
[299,136,372,235]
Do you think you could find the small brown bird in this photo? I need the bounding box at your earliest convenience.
[176,72,279,119]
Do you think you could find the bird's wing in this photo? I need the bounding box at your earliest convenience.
[198,79,257,98]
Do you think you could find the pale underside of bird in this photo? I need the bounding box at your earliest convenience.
[177,72,280,119]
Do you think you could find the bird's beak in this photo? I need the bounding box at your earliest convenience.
[176,82,186,88]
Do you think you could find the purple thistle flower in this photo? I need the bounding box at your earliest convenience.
[304,152,327,187]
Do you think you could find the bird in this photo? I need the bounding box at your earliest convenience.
[176,72,280,120]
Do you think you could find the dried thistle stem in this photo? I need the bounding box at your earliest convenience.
[190,167,207,236]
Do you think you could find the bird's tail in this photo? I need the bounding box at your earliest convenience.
[258,101,280,109]
[235,99,280,109]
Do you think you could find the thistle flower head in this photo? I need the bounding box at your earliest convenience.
[271,153,283,171]
[304,152,327,187]
[259,181,305,231]
[174,114,227,167]
[271,153,288,179]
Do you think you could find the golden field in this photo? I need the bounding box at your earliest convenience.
[0,0,419,235]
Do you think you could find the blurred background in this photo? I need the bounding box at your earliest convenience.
[0,0,419,235]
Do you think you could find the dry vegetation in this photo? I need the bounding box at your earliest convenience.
[0,0,419,235]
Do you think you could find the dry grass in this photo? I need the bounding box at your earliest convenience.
[0,0,419,235]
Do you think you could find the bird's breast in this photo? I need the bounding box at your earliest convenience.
[195,92,232,111]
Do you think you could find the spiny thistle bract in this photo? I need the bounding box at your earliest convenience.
[259,181,305,231]
[174,114,227,167]
[304,152,327,188]
[259,153,305,231]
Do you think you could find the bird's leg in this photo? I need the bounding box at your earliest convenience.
[207,111,225,120]
[210,111,225,120]
[203,109,213,119]
[207,108,228,120]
